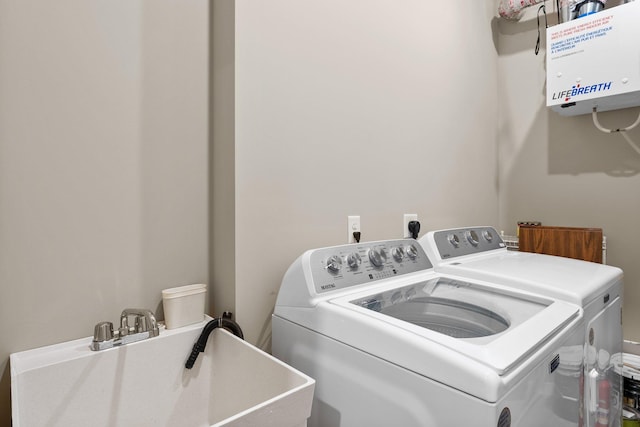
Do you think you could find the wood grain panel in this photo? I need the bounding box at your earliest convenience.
[518,225,603,263]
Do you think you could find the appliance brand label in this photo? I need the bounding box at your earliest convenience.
[551,81,612,103]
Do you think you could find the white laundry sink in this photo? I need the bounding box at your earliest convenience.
[10,317,315,427]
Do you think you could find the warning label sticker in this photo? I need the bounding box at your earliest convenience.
[549,15,614,57]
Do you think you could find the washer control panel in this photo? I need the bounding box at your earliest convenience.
[309,239,431,294]
[432,227,505,260]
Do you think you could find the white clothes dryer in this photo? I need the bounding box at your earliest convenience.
[272,239,585,427]
[419,226,624,427]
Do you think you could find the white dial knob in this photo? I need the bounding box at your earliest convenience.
[326,255,342,273]
[482,229,493,242]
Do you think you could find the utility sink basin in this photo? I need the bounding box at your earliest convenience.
[10,317,315,427]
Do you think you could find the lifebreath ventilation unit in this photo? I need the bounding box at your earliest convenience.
[546,1,640,116]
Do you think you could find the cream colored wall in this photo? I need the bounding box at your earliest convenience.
[227,0,500,347]
[496,4,640,340]
[0,1,209,424]
[8,0,638,424]
[211,0,237,330]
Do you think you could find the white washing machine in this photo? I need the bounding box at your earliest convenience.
[419,226,624,427]
[272,239,585,427]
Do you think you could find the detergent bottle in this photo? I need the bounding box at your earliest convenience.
[593,349,611,427]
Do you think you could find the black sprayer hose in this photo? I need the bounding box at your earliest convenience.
[185,317,244,369]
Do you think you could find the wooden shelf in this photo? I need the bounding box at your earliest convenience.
[518,225,603,263]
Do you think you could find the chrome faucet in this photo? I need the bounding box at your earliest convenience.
[91,308,160,351]
[119,308,160,337]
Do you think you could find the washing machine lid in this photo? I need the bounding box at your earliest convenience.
[350,276,521,340]
[328,275,581,378]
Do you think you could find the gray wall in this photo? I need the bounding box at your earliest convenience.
[496,4,640,340]
[0,1,209,424]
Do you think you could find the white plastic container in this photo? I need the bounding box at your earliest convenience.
[162,283,207,329]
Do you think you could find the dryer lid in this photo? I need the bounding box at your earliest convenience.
[436,251,622,306]
[420,226,622,306]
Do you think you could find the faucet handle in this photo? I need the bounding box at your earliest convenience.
[120,308,159,337]
[93,321,114,342]
[119,317,130,337]
[135,315,149,333]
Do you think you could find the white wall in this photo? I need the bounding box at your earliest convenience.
[0,1,209,423]
[221,0,501,347]
[497,4,640,339]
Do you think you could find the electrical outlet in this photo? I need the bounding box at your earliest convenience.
[403,214,418,238]
[348,215,361,243]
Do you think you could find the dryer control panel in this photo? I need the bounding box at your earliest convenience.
[430,226,506,260]
[309,239,431,294]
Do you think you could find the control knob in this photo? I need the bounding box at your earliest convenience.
[368,248,387,267]
[326,255,342,273]
[483,229,493,242]
[465,230,479,246]
[392,247,405,262]
[347,252,362,269]
[406,244,419,259]
[447,234,460,248]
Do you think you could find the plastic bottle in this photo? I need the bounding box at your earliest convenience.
[579,369,585,427]
[596,377,611,427]
[595,349,611,427]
